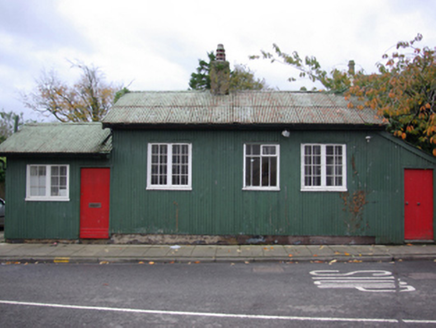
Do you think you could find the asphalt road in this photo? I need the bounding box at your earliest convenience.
[0,260,435,327]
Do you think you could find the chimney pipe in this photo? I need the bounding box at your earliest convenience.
[216,44,226,61]
[348,60,355,76]
[210,44,230,95]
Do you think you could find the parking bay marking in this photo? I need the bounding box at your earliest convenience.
[310,270,415,292]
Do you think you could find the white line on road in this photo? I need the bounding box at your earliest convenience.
[0,300,435,324]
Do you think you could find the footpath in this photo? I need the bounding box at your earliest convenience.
[1,232,435,264]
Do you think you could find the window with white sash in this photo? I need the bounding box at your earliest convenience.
[244,144,279,191]
[147,143,192,190]
[301,144,347,191]
[26,165,70,201]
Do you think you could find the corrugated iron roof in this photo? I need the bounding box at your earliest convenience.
[0,122,111,155]
[103,90,385,127]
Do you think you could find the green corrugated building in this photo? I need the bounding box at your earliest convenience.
[0,46,434,244]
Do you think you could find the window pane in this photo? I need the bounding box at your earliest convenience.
[252,157,260,186]
[160,164,167,174]
[29,165,46,196]
[172,175,180,185]
[262,145,276,155]
[151,144,168,186]
[51,186,59,196]
[251,145,261,155]
[172,165,180,175]
[261,157,270,186]
[305,176,312,186]
[304,156,312,165]
[51,177,59,187]
[270,157,277,186]
[314,165,321,176]
[171,144,189,186]
[305,166,311,175]
[38,166,46,176]
[60,166,67,175]
[245,157,252,186]
[182,166,188,175]
[50,165,67,196]
[305,145,312,155]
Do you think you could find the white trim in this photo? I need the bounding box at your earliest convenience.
[300,144,347,192]
[25,164,70,201]
[25,197,71,202]
[243,187,280,191]
[243,144,280,191]
[147,143,192,191]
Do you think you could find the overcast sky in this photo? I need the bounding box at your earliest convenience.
[1,0,436,121]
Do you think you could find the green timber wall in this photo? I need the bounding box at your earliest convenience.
[110,129,436,244]
[4,157,110,240]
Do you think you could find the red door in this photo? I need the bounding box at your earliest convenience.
[404,169,434,241]
[80,168,110,239]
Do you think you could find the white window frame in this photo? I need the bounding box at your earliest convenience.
[147,143,192,191]
[301,144,347,192]
[26,164,70,201]
[243,144,280,191]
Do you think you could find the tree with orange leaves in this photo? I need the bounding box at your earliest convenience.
[252,34,436,156]
[347,34,436,155]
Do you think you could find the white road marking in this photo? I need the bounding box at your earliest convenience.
[310,270,416,292]
[0,300,435,324]
[310,270,392,277]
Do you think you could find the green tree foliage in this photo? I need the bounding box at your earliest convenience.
[189,52,267,91]
[0,110,34,183]
[253,35,436,156]
[114,87,131,104]
[22,61,124,122]
[250,45,353,93]
[189,52,216,90]
[230,64,267,91]
[0,110,27,143]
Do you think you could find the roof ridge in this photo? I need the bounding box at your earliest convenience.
[25,122,103,126]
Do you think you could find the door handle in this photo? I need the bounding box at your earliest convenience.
[417,202,420,206]
[405,202,408,205]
